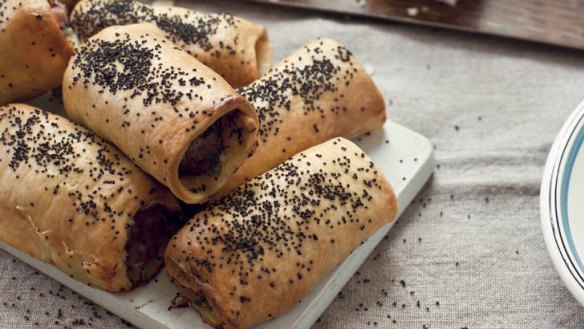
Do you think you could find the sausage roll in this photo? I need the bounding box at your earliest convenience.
[0,104,180,292]
[0,0,74,105]
[70,0,272,87]
[62,23,259,204]
[214,38,387,198]
[165,138,397,329]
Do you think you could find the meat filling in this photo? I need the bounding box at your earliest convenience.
[49,0,68,29]
[125,205,176,286]
[190,292,224,329]
[179,119,225,177]
[50,0,80,48]
[167,260,226,328]
[176,285,224,328]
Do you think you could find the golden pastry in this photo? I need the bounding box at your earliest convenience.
[0,103,180,292]
[0,0,74,105]
[70,0,272,87]
[62,23,259,204]
[165,137,397,329]
[215,38,386,198]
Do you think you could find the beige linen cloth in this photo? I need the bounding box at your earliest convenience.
[2,0,584,328]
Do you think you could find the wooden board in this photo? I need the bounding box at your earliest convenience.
[0,100,435,328]
[245,0,584,50]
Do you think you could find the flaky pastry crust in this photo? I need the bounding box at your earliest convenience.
[62,23,259,204]
[0,104,180,292]
[215,38,387,198]
[70,0,272,87]
[165,138,397,329]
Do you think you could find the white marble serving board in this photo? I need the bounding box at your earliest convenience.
[0,96,435,329]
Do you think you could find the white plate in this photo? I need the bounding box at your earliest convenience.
[541,99,584,307]
[1,94,435,328]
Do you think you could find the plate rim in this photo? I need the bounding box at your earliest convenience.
[541,98,584,306]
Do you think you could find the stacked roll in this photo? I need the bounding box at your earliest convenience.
[70,0,272,87]
[215,38,387,197]
[62,23,259,204]
[166,137,397,328]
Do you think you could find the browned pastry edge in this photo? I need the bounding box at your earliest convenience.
[0,103,180,292]
[0,0,74,104]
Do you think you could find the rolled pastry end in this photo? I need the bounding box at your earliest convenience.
[171,97,258,204]
[164,138,397,328]
[125,204,179,287]
[255,28,273,78]
[164,253,227,328]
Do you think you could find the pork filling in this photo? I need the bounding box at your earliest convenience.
[190,292,224,328]
[49,0,79,47]
[125,205,175,286]
[179,119,225,178]
[176,286,224,328]
[49,0,68,28]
